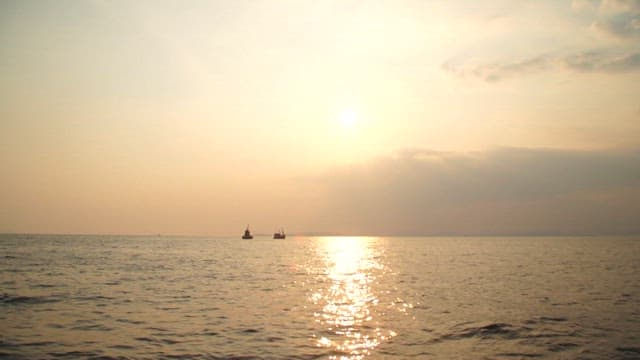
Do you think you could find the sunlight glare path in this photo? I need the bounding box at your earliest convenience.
[310,237,396,359]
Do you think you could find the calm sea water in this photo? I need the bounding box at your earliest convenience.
[1,234,639,359]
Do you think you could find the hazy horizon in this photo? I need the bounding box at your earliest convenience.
[2,0,640,236]
[3,228,640,238]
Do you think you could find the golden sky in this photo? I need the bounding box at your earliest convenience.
[1,0,639,235]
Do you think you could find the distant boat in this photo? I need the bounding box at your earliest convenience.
[242,225,253,239]
[273,228,286,239]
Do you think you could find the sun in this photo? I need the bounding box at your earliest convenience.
[338,108,358,129]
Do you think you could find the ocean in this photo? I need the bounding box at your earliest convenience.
[1,234,639,359]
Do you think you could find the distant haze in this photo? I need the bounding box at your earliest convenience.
[1,1,639,236]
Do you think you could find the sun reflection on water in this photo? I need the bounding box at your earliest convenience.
[310,237,397,359]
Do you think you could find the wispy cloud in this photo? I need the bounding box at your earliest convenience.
[564,50,640,71]
[315,147,640,235]
[443,50,640,82]
[442,55,551,82]
[590,0,640,39]
[444,0,640,82]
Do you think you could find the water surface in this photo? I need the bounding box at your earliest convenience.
[1,235,639,359]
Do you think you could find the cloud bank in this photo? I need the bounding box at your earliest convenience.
[313,147,640,236]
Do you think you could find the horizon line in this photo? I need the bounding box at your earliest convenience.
[1,231,639,238]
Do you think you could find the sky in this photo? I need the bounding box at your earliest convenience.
[1,0,639,236]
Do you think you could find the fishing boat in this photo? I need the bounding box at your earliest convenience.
[273,228,286,239]
[242,225,253,239]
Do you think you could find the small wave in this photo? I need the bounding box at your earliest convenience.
[161,338,181,345]
[548,342,579,352]
[266,336,284,342]
[71,324,113,331]
[116,318,146,325]
[199,307,220,311]
[21,341,57,347]
[32,284,56,288]
[538,316,568,322]
[47,350,103,358]
[160,353,211,359]
[443,323,522,340]
[1,294,60,305]
[133,336,181,346]
[524,315,569,325]
[617,346,640,354]
[0,340,17,349]
[496,352,542,358]
[134,337,156,343]
[145,327,169,332]
[74,295,116,301]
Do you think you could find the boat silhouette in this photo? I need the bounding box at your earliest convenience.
[273,228,286,239]
[242,225,253,239]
